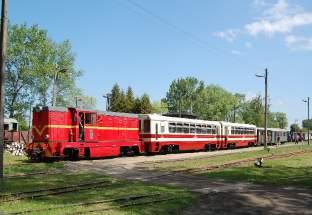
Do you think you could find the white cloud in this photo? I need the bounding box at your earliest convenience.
[213,29,240,42]
[231,49,242,55]
[245,13,312,36]
[253,0,268,8]
[285,35,312,50]
[215,0,312,51]
[245,42,253,48]
[263,0,289,19]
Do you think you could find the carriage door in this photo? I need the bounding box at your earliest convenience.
[224,126,229,148]
[78,112,85,141]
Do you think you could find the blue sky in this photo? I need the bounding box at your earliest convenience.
[9,0,312,127]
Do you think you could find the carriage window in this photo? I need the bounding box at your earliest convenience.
[202,125,208,134]
[177,123,183,133]
[85,113,96,125]
[196,124,202,134]
[190,124,196,133]
[169,123,176,133]
[207,125,212,134]
[184,123,190,133]
[161,125,165,133]
[144,120,151,132]
[212,126,217,134]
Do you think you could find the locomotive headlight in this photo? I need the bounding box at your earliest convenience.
[44,134,50,141]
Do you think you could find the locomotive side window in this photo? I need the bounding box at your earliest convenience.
[85,113,96,125]
[143,120,151,132]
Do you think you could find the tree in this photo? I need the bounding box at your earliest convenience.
[152,100,168,114]
[290,123,300,133]
[125,87,135,113]
[302,119,312,130]
[139,94,152,114]
[193,85,238,121]
[133,97,141,114]
[110,84,122,112]
[269,112,288,129]
[165,77,204,114]
[240,95,265,127]
[5,24,83,120]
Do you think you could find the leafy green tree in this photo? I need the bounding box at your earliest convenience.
[5,24,82,120]
[269,112,288,129]
[110,84,122,112]
[140,94,152,114]
[240,95,265,127]
[133,97,141,114]
[290,123,300,133]
[302,119,312,130]
[125,87,135,113]
[152,100,168,114]
[165,77,204,113]
[193,85,238,121]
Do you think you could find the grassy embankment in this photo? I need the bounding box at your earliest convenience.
[1,152,194,215]
[145,143,312,188]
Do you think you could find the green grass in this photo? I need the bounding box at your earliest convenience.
[203,153,312,187]
[143,144,312,188]
[1,152,195,215]
[145,144,312,172]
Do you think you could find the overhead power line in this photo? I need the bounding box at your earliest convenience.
[124,0,223,55]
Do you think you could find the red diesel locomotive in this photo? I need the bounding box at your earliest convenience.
[27,106,142,160]
[26,106,257,160]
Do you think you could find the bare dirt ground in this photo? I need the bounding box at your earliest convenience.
[65,145,312,215]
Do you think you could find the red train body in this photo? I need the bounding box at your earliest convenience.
[26,107,257,160]
[27,107,142,160]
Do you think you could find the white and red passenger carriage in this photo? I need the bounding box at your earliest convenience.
[140,114,257,153]
[140,114,221,153]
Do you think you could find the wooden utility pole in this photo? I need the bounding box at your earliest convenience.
[308,97,310,145]
[264,68,268,149]
[0,0,8,188]
[303,97,310,145]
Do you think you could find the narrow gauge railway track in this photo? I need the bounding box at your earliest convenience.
[5,170,63,179]
[66,196,178,215]
[0,180,113,203]
[6,193,166,215]
[140,150,312,179]
[174,150,312,174]
[140,143,297,166]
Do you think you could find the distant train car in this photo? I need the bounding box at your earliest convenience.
[220,122,257,148]
[27,107,142,160]
[139,114,221,153]
[257,128,289,145]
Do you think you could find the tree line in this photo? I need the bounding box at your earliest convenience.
[109,77,288,129]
